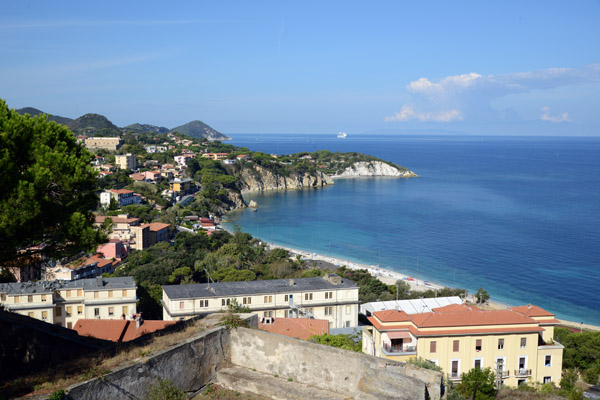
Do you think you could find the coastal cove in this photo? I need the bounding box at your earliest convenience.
[224,134,600,326]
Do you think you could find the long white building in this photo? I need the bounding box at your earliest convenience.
[162,274,359,329]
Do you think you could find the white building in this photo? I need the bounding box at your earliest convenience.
[162,274,359,329]
[0,277,137,329]
[100,189,142,208]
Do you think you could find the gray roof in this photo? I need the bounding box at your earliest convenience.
[163,276,357,300]
[360,297,463,316]
[0,277,136,295]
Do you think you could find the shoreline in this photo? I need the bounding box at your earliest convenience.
[220,223,600,331]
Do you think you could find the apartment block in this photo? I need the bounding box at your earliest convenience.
[362,303,563,387]
[84,137,123,151]
[100,189,142,208]
[162,274,359,329]
[0,277,137,329]
[115,153,137,170]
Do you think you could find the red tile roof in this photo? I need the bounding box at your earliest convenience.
[74,319,176,342]
[148,222,170,231]
[511,305,555,318]
[110,189,134,195]
[258,318,329,340]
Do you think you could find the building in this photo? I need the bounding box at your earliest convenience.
[222,159,236,165]
[362,303,563,387]
[100,189,142,207]
[73,317,175,342]
[258,317,329,340]
[0,277,137,329]
[144,145,167,153]
[169,178,194,194]
[360,297,463,316]
[115,153,137,170]
[174,154,196,167]
[45,254,114,281]
[202,152,228,160]
[84,137,123,151]
[162,274,359,329]
[97,239,128,260]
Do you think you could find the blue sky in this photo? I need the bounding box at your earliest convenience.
[1,1,599,135]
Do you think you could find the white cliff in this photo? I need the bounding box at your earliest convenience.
[332,161,417,178]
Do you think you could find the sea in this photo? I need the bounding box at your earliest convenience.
[223,134,600,326]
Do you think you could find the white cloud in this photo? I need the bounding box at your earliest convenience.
[386,64,600,123]
[384,105,463,122]
[540,106,570,123]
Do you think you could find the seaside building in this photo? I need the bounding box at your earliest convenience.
[84,137,123,151]
[360,297,463,316]
[0,277,137,329]
[161,274,359,329]
[100,189,142,208]
[362,303,563,387]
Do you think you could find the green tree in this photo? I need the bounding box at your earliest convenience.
[475,288,490,305]
[0,100,105,265]
[455,367,497,400]
[307,333,362,352]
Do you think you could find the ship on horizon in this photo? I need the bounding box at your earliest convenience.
[337,131,347,138]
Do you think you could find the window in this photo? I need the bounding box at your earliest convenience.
[1,293,5,301]
[496,357,506,373]
[520,337,527,348]
[28,295,33,302]
[498,338,504,350]
[226,299,231,305]
[345,321,351,328]
[55,307,62,317]
[325,291,333,299]
[222,299,226,306]
[264,296,272,303]
[14,295,19,303]
[94,291,99,299]
[243,297,252,305]
[123,306,128,315]
[77,306,83,315]
[263,311,273,317]
[77,289,83,296]
[108,290,114,298]
[284,295,289,301]
[304,293,313,301]
[451,360,460,378]
[66,290,71,297]
[66,306,72,316]
[453,340,460,352]
[474,358,482,369]
[94,308,100,317]
[42,311,47,320]
[519,357,527,370]
[517,379,526,386]
[324,306,333,316]
[475,339,482,351]
[108,307,114,316]
[430,341,437,353]
[545,355,552,367]
[543,376,552,384]
[346,305,351,315]
[67,322,73,329]
[179,301,184,310]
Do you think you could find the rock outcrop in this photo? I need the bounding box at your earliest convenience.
[238,164,334,192]
[333,161,417,178]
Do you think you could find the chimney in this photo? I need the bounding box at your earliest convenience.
[289,279,295,286]
[136,314,143,328]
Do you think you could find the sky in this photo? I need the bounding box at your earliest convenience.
[1,1,599,135]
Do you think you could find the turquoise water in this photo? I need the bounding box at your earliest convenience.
[224,134,600,325]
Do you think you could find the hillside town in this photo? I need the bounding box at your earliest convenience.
[1,107,597,400]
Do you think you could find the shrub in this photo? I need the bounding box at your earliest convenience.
[145,378,186,400]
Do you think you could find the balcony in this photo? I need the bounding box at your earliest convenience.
[381,344,417,356]
[514,369,532,377]
[448,372,462,381]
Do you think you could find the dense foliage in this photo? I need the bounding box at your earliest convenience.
[307,333,362,352]
[555,327,600,385]
[0,100,105,265]
[454,367,497,400]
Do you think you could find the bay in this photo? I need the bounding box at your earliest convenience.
[224,134,600,326]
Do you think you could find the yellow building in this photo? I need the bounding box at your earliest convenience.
[115,153,137,170]
[169,177,194,194]
[162,275,359,329]
[84,137,123,151]
[362,303,563,387]
[0,277,137,329]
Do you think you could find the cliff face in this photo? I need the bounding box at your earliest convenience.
[238,164,334,192]
[333,161,417,178]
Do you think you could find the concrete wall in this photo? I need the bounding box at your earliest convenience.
[229,327,443,400]
[65,327,230,400]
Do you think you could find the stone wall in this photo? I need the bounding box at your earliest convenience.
[229,328,442,400]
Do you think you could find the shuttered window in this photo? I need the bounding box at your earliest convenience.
[430,341,437,353]
[453,340,459,352]
[476,339,482,351]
